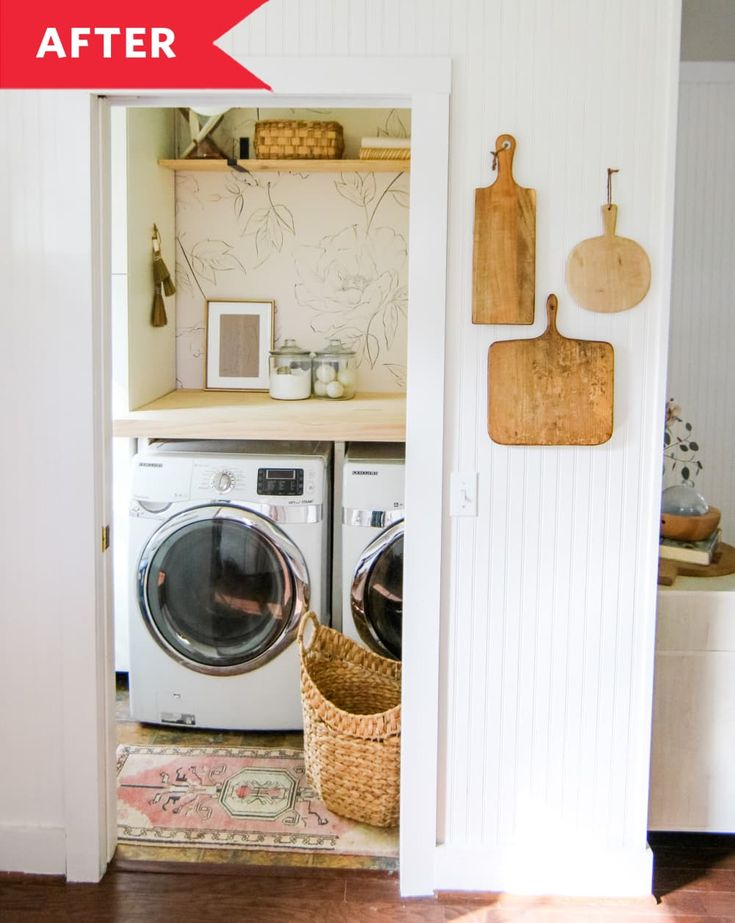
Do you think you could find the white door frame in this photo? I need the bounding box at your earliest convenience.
[78,57,451,896]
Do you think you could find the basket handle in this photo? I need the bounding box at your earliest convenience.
[297,610,321,653]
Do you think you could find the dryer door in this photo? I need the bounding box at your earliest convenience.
[351,519,404,661]
[137,504,309,675]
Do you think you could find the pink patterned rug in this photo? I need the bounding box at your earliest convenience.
[117,744,398,856]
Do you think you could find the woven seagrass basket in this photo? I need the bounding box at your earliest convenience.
[254,120,344,160]
[298,611,401,828]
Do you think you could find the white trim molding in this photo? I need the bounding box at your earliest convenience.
[0,825,66,877]
[400,87,450,897]
[434,843,654,898]
[86,57,452,897]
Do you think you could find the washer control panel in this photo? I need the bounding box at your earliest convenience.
[172,457,321,503]
[257,467,304,497]
[211,469,236,493]
[192,463,246,496]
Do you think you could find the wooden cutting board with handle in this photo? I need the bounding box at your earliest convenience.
[488,294,614,445]
[473,134,536,325]
[566,173,651,312]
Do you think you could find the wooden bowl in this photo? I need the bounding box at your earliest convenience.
[660,506,720,542]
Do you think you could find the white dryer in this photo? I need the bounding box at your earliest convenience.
[341,443,405,661]
[128,440,331,731]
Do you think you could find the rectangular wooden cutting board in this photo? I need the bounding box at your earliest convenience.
[472,134,536,325]
[488,295,614,445]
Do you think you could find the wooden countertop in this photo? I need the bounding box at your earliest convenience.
[113,389,406,442]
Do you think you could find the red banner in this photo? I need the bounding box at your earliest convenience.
[0,0,271,89]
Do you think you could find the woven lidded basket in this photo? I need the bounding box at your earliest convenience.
[298,611,401,827]
[254,120,344,160]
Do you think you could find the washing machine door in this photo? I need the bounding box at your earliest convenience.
[137,504,309,675]
[351,519,403,661]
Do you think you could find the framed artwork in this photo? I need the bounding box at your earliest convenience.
[205,300,274,390]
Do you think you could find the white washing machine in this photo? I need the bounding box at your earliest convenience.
[341,443,405,661]
[128,440,331,731]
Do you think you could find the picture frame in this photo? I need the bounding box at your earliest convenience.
[205,299,274,391]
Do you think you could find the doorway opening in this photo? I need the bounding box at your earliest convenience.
[93,73,450,896]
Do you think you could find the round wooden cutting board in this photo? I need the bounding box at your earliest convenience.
[566,204,650,313]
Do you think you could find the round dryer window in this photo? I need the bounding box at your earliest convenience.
[137,505,309,675]
[351,519,403,661]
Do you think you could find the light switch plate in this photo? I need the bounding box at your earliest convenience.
[450,471,478,517]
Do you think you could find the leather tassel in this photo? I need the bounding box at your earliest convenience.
[151,284,167,327]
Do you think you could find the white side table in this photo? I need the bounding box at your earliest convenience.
[648,573,735,832]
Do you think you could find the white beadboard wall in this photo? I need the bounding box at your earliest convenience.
[227,0,681,896]
[667,64,735,539]
[0,92,103,876]
[0,0,681,895]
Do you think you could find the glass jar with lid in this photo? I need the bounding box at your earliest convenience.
[268,339,312,400]
[312,338,357,400]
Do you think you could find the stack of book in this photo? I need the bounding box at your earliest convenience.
[359,137,411,160]
[659,527,722,566]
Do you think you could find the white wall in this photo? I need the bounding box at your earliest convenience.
[126,109,176,409]
[0,92,103,875]
[174,159,410,392]
[179,105,411,161]
[681,0,735,60]
[0,0,681,896]
[111,107,133,672]
[666,64,735,538]
[228,0,681,895]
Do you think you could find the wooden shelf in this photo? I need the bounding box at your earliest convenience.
[113,390,406,442]
[158,158,410,173]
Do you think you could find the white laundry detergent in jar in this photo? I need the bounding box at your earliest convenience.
[312,338,357,400]
[268,339,312,400]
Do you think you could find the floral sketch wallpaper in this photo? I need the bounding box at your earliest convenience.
[174,109,411,392]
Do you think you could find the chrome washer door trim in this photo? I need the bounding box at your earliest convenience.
[350,518,404,660]
[243,502,322,524]
[137,503,310,675]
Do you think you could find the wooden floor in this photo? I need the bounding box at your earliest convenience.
[2,833,734,921]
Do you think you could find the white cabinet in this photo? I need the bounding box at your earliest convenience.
[648,576,735,832]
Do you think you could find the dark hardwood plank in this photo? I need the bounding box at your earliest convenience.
[599,916,734,923]
[441,908,504,921]
[655,867,735,894]
[345,875,403,901]
[443,908,728,922]
[649,833,735,850]
[653,848,735,872]
[110,853,396,880]
[695,891,735,917]
[3,834,735,922]
[104,868,348,901]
